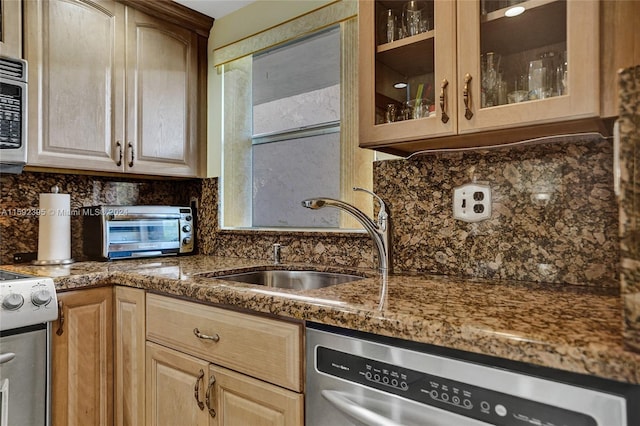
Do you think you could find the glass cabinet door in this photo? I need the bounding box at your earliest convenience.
[359,0,457,148]
[457,0,599,134]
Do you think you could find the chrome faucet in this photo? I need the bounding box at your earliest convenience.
[272,243,284,265]
[301,187,392,273]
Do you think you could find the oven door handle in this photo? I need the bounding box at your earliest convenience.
[321,390,404,426]
[0,353,15,365]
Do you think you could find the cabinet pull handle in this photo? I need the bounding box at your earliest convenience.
[439,79,450,124]
[193,328,220,342]
[194,369,205,410]
[56,301,64,336]
[127,142,135,167]
[115,141,123,166]
[205,374,216,418]
[0,353,16,365]
[463,73,474,120]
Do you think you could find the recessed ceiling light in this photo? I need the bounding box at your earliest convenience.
[394,82,408,89]
[505,6,525,17]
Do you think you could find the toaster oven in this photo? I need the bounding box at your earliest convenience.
[82,205,194,260]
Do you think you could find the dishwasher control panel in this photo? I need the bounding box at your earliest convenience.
[317,346,597,426]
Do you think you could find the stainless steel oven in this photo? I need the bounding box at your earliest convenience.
[0,56,27,174]
[0,270,57,426]
[306,323,639,426]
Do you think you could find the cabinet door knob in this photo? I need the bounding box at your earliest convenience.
[127,142,135,167]
[194,369,205,410]
[463,73,474,120]
[440,79,450,124]
[115,141,123,166]
[205,374,216,418]
[193,327,220,342]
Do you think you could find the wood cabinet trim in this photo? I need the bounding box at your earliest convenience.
[118,0,214,37]
[114,286,146,426]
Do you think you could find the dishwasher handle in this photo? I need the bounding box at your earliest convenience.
[321,390,404,426]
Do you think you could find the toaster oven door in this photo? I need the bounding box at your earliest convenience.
[106,219,180,257]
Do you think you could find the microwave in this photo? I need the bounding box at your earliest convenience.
[0,56,27,174]
[82,205,195,260]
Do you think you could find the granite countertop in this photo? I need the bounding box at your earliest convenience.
[4,255,640,385]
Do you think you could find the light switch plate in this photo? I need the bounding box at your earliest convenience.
[453,183,491,222]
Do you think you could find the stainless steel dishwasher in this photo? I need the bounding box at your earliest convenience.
[305,323,639,426]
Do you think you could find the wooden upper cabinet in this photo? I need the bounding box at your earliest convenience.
[456,0,598,134]
[358,0,607,155]
[358,0,457,147]
[125,8,199,177]
[24,0,209,177]
[25,0,125,172]
[0,0,23,58]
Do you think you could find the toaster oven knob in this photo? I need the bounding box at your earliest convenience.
[185,215,192,222]
[182,237,192,246]
[2,293,24,310]
[31,289,53,306]
[182,224,192,233]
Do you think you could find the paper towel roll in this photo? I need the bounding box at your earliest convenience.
[37,191,72,263]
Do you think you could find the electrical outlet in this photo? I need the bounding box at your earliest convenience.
[453,183,491,222]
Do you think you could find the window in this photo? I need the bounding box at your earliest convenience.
[212,2,373,230]
[252,26,341,227]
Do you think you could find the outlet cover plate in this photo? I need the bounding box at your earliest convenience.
[453,183,491,222]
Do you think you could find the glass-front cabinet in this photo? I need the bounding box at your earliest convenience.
[359,0,599,153]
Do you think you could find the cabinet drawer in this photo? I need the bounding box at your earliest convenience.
[146,294,302,392]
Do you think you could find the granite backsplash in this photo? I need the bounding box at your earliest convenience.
[375,134,618,286]
[0,172,202,264]
[195,134,619,288]
[1,136,619,288]
[619,65,640,351]
[0,135,619,286]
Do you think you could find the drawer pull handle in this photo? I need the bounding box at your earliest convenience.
[205,374,216,418]
[440,79,449,124]
[194,369,205,410]
[127,142,135,167]
[463,73,474,120]
[115,141,123,166]
[193,328,220,342]
[56,301,64,336]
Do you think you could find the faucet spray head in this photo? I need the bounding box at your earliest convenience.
[301,199,325,209]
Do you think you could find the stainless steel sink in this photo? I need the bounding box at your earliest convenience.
[213,270,364,290]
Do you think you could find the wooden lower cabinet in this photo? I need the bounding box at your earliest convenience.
[53,288,304,426]
[146,342,210,426]
[115,286,146,426]
[145,342,303,426]
[145,294,304,426]
[52,287,113,426]
[211,365,303,426]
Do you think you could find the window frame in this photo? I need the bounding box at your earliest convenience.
[210,1,373,231]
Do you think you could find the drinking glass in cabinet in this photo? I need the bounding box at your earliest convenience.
[384,9,397,43]
[403,1,424,37]
[371,0,435,127]
[479,0,567,108]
